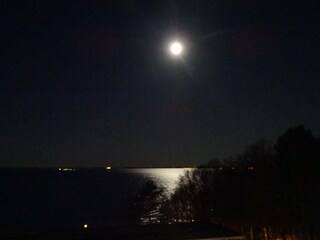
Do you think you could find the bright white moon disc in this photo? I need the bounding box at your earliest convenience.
[170,42,183,55]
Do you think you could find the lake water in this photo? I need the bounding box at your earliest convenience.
[0,168,190,229]
[124,167,192,192]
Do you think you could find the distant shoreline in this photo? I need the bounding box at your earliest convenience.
[0,166,195,170]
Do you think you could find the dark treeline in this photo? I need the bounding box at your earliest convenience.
[134,125,320,239]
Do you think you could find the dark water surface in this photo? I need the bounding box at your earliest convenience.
[0,168,187,229]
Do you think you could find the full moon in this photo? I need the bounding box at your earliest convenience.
[170,41,183,55]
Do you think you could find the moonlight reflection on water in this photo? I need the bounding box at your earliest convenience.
[0,168,194,228]
[125,168,192,193]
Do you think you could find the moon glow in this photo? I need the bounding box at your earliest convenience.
[170,42,183,55]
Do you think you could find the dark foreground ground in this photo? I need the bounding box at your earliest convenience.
[0,223,245,240]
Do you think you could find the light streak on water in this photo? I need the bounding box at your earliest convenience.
[125,168,193,193]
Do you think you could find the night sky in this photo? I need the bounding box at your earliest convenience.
[1,1,319,167]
